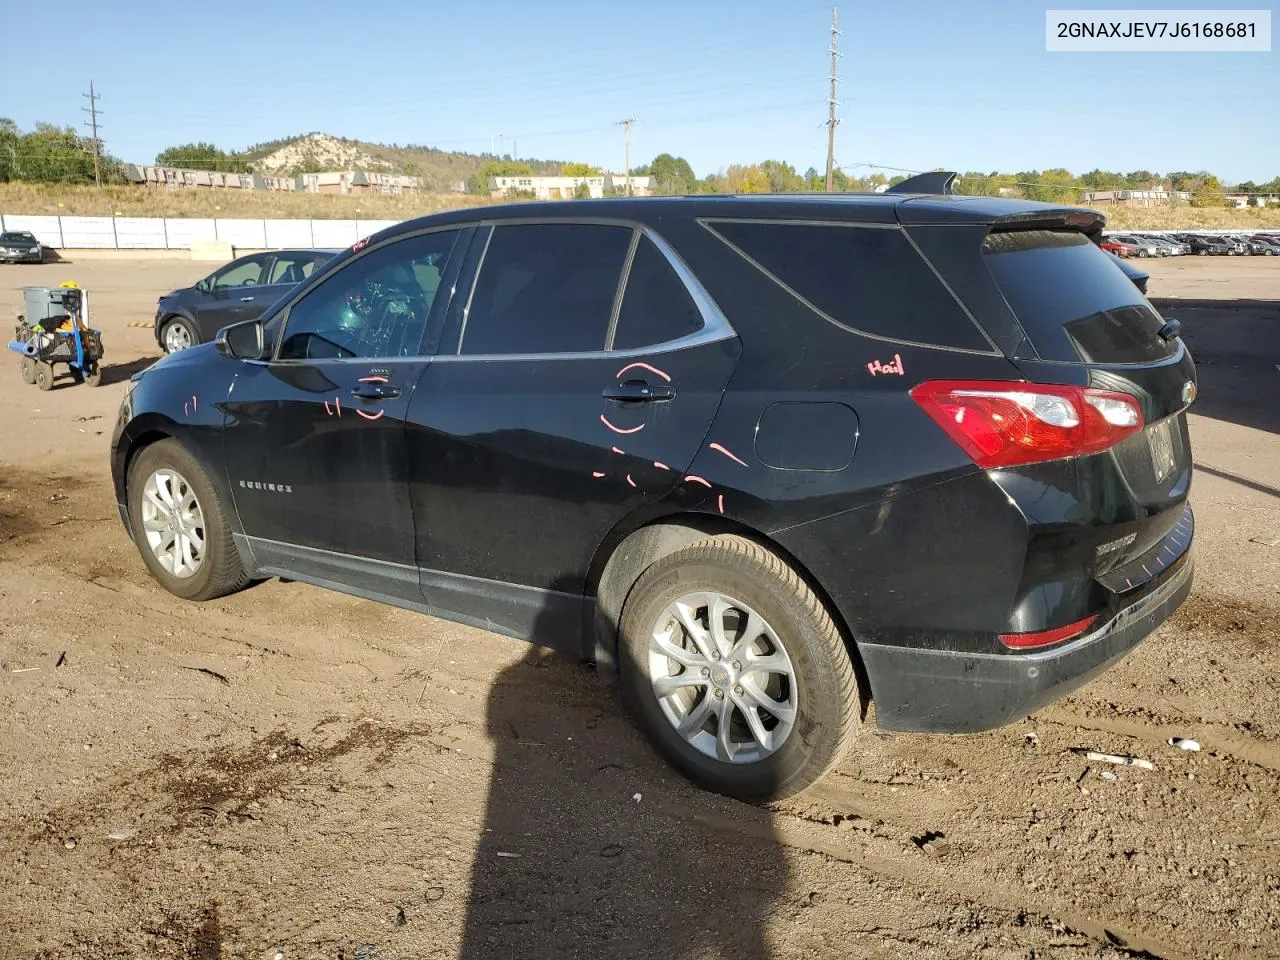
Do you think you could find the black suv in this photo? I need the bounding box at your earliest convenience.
[111,195,1195,800]
[154,248,336,353]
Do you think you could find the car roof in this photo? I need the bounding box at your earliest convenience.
[372,193,1106,239]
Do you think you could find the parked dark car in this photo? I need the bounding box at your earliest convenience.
[154,248,337,353]
[111,195,1196,800]
[1180,234,1235,256]
[1251,235,1280,255]
[0,230,44,263]
[1228,234,1273,255]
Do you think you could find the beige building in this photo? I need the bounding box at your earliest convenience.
[296,169,423,195]
[1079,189,1193,207]
[488,174,655,200]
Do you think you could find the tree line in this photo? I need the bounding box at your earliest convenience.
[4,118,1278,206]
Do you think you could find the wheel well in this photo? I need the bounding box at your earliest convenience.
[118,429,173,517]
[588,513,868,695]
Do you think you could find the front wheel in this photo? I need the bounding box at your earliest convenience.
[19,356,35,384]
[618,535,864,801]
[34,361,54,391]
[127,439,248,601]
[162,317,198,354]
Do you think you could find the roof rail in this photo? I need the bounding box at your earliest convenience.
[886,171,959,195]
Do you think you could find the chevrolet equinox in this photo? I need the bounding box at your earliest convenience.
[111,193,1196,800]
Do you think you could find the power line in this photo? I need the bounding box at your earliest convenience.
[825,6,841,192]
[82,81,102,187]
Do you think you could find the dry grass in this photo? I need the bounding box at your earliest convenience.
[1094,205,1280,231]
[0,183,497,220]
[4,183,1280,232]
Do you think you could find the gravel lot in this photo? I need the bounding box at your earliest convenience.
[0,255,1277,960]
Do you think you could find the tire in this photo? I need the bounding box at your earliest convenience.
[162,317,198,354]
[83,362,102,387]
[19,356,35,384]
[1137,249,1149,258]
[618,534,864,801]
[126,438,249,601]
[34,361,54,391]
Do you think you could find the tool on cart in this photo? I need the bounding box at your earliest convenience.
[8,282,104,390]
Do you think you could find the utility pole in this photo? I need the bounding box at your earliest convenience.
[82,81,103,187]
[617,117,638,195]
[824,7,841,192]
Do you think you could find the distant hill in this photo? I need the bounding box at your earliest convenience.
[239,132,566,191]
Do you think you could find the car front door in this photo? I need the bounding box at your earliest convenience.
[221,228,469,605]
[405,221,739,649]
[195,254,271,340]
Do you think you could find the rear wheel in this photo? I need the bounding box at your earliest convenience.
[83,362,102,387]
[1198,249,1207,256]
[34,361,54,391]
[618,534,864,801]
[19,357,35,384]
[127,439,248,601]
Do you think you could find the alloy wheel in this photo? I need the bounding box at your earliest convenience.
[648,591,797,764]
[140,468,205,578]
[164,322,192,353]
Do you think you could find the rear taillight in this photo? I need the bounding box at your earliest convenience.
[910,379,1144,469]
[1000,615,1099,649]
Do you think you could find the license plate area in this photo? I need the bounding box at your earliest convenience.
[1148,418,1176,483]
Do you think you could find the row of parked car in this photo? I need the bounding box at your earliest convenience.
[1101,232,1280,257]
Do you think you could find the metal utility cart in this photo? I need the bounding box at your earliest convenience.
[8,283,104,390]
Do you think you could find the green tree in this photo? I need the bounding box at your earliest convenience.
[573,181,592,199]
[1125,170,1160,188]
[1190,174,1227,207]
[643,153,696,194]
[1166,171,1200,193]
[0,118,17,181]
[1079,169,1125,190]
[760,159,803,192]
[562,161,602,176]
[10,122,121,184]
[1016,168,1079,203]
[155,142,249,172]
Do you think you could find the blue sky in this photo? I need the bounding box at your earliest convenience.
[4,0,1276,182]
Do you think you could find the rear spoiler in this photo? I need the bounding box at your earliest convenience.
[886,171,958,195]
[889,170,1108,241]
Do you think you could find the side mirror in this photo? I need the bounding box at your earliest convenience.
[216,319,267,361]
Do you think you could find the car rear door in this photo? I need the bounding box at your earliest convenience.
[220,228,469,606]
[405,220,739,650]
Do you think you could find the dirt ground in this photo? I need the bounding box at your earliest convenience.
[0,255,1277,960]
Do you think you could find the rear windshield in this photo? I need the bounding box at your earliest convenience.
[983,230,1176,364]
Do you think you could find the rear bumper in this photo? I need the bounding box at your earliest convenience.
[861,553,1193,733]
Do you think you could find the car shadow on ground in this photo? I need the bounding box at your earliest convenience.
[1155,298,1280,436]
[457,582,789,959]
[99,356,158,387]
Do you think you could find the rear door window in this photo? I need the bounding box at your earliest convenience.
[982,230,1176,364]
[460,223,633,355]
[611,236,704,350]
[705,220,992,351]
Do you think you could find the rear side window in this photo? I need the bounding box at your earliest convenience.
[983,230,1175,364]
[611,237,703,350]
[461,223,633,355]
[706,221,991,351]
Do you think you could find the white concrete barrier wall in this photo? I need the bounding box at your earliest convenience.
[311,219,360,248]
[162,218,218,249]
[264,219,314,248]
[113,217,169,249]
[59,216,118,248]
[1,215,63,247]
[214,218,268,249]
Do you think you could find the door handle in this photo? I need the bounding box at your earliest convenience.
[350,383,401,400]
[239,296,256,302]
[602,380,675,402]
